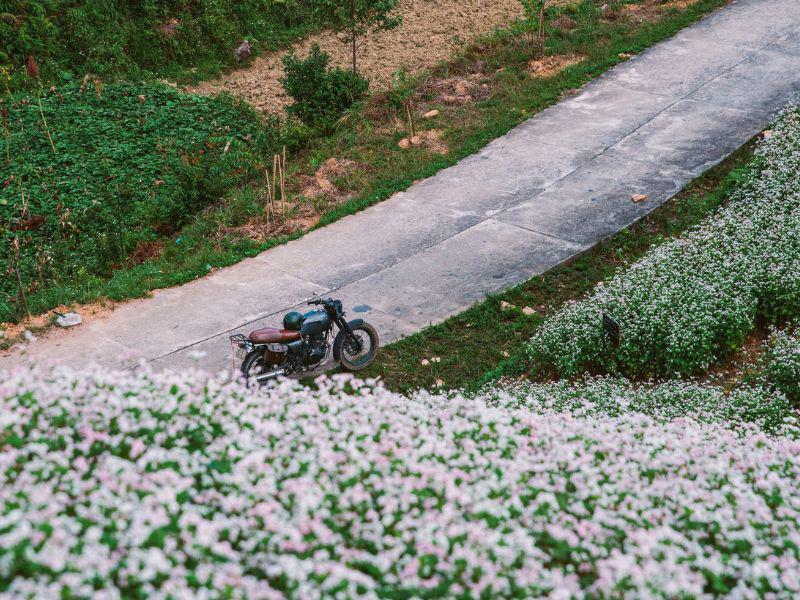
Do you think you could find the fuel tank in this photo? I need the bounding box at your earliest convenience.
[300,309,331,336]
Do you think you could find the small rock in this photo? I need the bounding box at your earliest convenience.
[0,329,4,339]
[420,358,430,366]
[154,179,165,186]
[618,52,634,59]
[423,109,440,119]
[502,350,510,358]
[138,94,146,103]
[56,312,82,327]
[234,40,253,62]
[631,193,648,203]
[431,356,441,363]
[23,330,37,343]
[522,306,536,316]
[434,379,444,387]
[500,301,516,312]
[398,137,411,149]
[762,129,773,139]
[454,81,470,96]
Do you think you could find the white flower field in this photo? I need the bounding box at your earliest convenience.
[528,106,800,378]
[2,366,800,598]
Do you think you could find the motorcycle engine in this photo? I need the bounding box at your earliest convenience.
[304,334,328,365]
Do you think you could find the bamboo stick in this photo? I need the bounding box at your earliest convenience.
[279,149,287,219]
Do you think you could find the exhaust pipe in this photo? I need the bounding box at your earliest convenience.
[255,368,285,383]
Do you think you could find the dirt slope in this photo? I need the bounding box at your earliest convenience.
[190,0,524,113]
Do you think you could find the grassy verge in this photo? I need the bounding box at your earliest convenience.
[362,139,758,393]
[2,0,729,326]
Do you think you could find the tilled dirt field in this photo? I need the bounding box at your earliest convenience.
[190,0,525,113]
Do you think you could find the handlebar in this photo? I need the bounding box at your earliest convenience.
[307,297,344,313]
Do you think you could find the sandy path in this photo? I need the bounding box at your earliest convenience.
[190,0,524,113]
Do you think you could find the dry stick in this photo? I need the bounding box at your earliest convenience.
[538,1,546,38]
[283,146,288,218]
[17,178,28,218]
[1,108,9,163]
[14,263,29,318]
[11,239,30,319]
[37,92,56,154]
[272,154,278,221]
[264,168,273,223]
[405,102,416,138]
[279,148,287,219]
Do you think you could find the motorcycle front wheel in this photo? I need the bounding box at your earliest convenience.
[334,322,379,371]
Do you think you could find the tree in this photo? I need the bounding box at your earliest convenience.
[280,44,369,129]
[314,0,402,78]
[518,0,547,41]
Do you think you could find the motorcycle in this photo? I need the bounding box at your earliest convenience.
[230,297,379,383]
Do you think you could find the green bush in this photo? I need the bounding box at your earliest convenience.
[759,326,800,404]
[280,44,369,129]
[0,82,275,321]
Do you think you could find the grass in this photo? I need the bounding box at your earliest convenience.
[1,1,318,92]
[361,139,759,393]
[2,0,730,325]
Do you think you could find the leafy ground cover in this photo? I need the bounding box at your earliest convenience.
[527,105,800,379]
[1,1,318,90]
[2,365,800,597]
[0,81,277,321]
[1,0,728,330]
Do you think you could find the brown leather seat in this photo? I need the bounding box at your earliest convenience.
[249,328,301,344]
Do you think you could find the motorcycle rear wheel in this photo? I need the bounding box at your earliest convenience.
[241,348,267,380]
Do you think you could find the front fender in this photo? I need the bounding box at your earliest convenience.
[332,319,365,362]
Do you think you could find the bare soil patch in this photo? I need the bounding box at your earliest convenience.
[190,0,525,114]
[298,158,362,201]
[624,0,702,24]
[397,129,449,154]
[528,53,584,77]
[0,301,117,353]
[219,158,364,242]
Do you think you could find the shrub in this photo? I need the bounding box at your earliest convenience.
[527,104,800,378]
[759,326,800,404]
[280,44,368,129]
[2,366,800,597]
